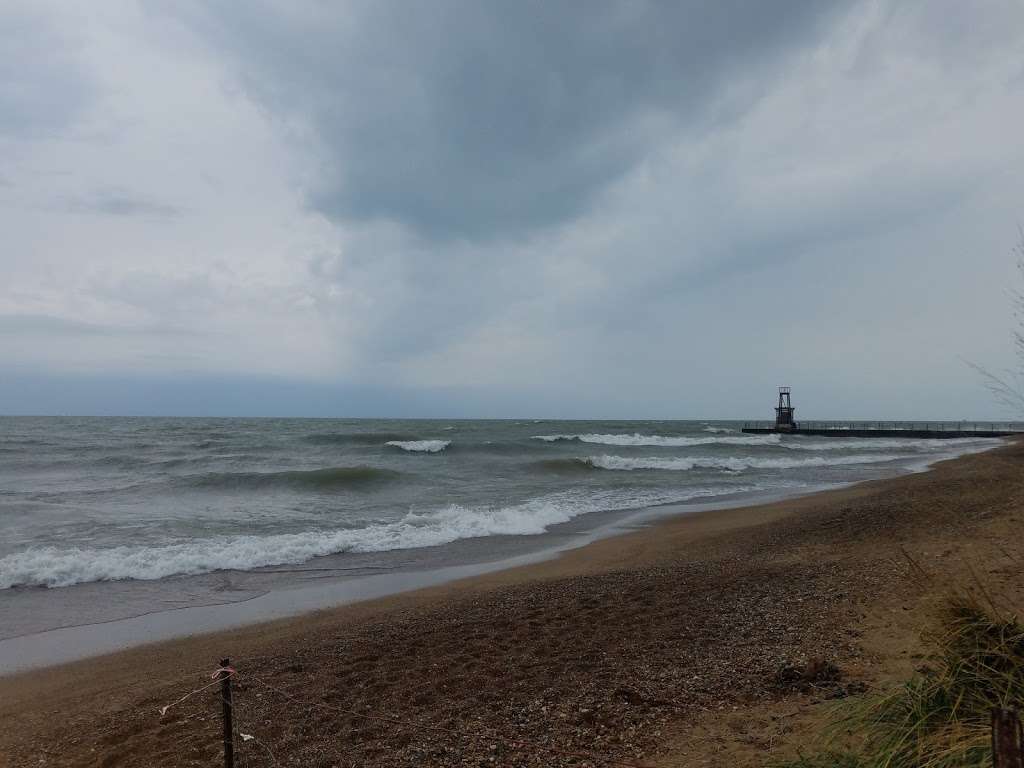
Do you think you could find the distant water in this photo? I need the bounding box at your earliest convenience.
[0,416,1004,598]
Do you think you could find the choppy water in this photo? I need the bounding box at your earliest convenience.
[0,416,1003,593]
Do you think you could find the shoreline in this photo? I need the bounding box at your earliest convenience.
[2,440,1022,766]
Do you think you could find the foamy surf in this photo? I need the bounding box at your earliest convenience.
[386,440,451,453]
[583,453,909,471]
[0,485,750,588]
[532,433,782,447]
[781,437,1000,452]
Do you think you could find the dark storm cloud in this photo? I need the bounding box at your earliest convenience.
[175,0,852,240]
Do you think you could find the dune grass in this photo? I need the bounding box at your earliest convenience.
[777,591,1024,768]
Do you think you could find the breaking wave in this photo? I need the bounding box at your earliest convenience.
[582,454,906,472]
[533,433,781,447]
[0,486,743,588]
[781,437,999,452]
[386,440,451,453]
[185,466,399,491]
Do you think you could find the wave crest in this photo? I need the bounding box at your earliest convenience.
[533,433,781,447]
[583,454,905,471]
[386,440,451,453]
[782,437,999,452]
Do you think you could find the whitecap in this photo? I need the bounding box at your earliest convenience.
[532,433,781,447]
[385,440,451,453]
[781,436,1000,452]
[584,453,906,472]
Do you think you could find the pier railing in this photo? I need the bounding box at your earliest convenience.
[741,421,1023,434]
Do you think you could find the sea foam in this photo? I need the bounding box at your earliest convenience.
[584,453,907,472]
[0,485,746,588]
[781,437,999,452]
[385,440,451,453]
[533,433,782,447]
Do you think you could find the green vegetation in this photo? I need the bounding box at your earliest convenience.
[776,592,1024,768]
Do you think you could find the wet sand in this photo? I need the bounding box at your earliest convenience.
[1,440,1022,767]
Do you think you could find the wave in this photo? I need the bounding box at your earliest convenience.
[0,486,746,588]
[533,433,1001,453]
[781,436,1000,452]
[702,425,736,433]
[386,440,451,453]
[580,453,906,472]
[185,466,399,491]
[533,433,781,447]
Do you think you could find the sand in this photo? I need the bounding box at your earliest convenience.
[1,440,1022,767]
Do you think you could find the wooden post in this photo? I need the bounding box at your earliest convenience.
[992,708,1023,768]
[219,658,234,768]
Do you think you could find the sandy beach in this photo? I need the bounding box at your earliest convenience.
[1,440,1021,767]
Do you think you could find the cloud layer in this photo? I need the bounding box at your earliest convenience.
[2,0,1023,417]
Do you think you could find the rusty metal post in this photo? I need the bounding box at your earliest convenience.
[219,658,234,768]
[992,708,1023,768]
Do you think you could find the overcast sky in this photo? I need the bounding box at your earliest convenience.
[2,0,1023,419]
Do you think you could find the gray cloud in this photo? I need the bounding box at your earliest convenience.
[175,0,851,241]
[0,314,195,338]
[60,189,183,217]
[0,5,94,139]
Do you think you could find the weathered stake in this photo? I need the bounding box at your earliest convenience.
[992,708,1023,768]
[219,658,234,768]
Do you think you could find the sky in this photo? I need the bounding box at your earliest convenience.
[2,0,1023,420]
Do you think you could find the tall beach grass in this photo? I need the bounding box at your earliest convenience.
[778,590,1024,768]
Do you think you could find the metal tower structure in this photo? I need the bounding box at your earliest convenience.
[775,387,796,431]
